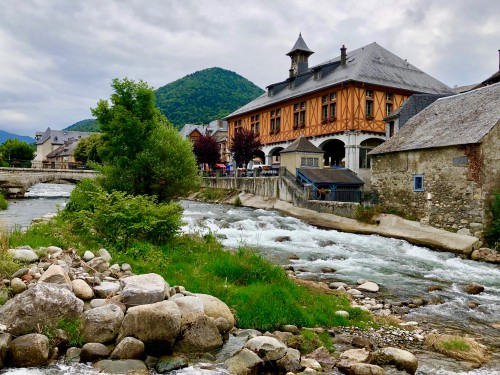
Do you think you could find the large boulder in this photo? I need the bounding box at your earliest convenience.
[463,282,485,295]
[173,295,204,316]
[368,347,418,375]
[10,333,49,367]
[195,293,235,332]
[0,333,12,369]
[174,313,223,353]
[351,363,386,375]
[72,279,94,300]
[86,257,110,273]
[110,337,145,359]
[81,304,124,344]
[471,248,500,264]
[120,273,169,307]
[93,281,121,298]
[156,355,189,373]
[337,348,370,373]
[357,282,380,293]
[10,278,26,295]
[0,283,84,336]
[117,300,181,348]
[8,248,38,262]
[226,348,264,375]
[276,347,302,373]
[80,343,110,362]
[39,264,73,290]
[244,336,287,361]
[94,359,148,374]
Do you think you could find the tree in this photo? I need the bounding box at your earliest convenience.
[230,128,261,168]
[0,139,35,167]
[91,78,200,202]
[73,133,103,165]
[193,133,220,169]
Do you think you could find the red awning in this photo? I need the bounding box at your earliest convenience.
[215,164,226,168]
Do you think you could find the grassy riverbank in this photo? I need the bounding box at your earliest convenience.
[5,216,372,331]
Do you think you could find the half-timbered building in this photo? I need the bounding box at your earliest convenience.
[225,34,454,187]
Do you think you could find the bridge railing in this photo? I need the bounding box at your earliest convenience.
[31,161,93,170]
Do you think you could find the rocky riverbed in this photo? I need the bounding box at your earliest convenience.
[0,245,495,374]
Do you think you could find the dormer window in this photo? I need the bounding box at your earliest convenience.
[366,89,373,98]
[313,68,322,80]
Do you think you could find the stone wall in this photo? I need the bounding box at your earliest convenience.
[371,137,500,238]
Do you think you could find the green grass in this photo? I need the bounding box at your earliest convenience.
[442,339,470,351]
[194,188,238,202]
[0,193,7,210]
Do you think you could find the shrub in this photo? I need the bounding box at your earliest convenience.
[233,196,242,206]
[0,193,7,210]
[484,190,500,250]
[355,205,380,224]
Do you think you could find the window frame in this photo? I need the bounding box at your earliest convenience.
[413,175,425,192]
[270,109,281,134]
[250,114,260,135]
[294,101,306,127]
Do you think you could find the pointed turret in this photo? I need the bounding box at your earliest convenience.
[287,33,314,78]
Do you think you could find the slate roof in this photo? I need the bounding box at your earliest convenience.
[385,93,450,127]
[179,120,228,139]
[46,139,80,158]
[280,136,322,154]
[370,82,500,155]
[227,42,453,118]
[298,167,364,185]
[36,127,92,146]
[287,33,314,56]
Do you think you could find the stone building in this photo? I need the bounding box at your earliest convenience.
[370,83,500,238]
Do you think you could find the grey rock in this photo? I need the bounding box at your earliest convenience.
[0,333,12,369]
[120,273,168,307]
[82,251,95,262]
[244,336,287,361]
[8,248,39,262]
[282,324,300,334]
[39,264,73,290]
[97,248,112,262]
[471,248,500,264]
[195,293,235,332]
[65,347,81,363]
[86,257,110,273]
[335,310,350,318]
[93,281,121,298]
[358,282,380,293]
[226,348,263,375]
[46,246,63,254]
[463,282,485,295]
[300,357,322,371]
[306,346,336,371]
[368,347,418,375]
[11,268,29,279]
[110,337,145,359]
[72,279,94,300]
[80,343,110,363]
[10,333,49,367]
[93,359,148,374]
[156,355,189,373]
[81,304,124,344]
[121,263,132,272]
[277,347,301,372]
[351,363,386,375]
[10,277,26,295]
[173,296,204,316]
[174,313,223,353]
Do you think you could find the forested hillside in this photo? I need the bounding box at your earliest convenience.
[155,67,264,128]
[0,130,35,144]
[65,119,99,132]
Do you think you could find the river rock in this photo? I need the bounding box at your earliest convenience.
[80,343,110,362]
[10,277,26,295]
[329,282,348,289]
[82,251,95,261]
[282,324,300,334]
[39,264,73,290]
[94,359,148,374]
[358,282,380,293]
[46,245,63,254]
[117,300,181,348]
[72,279,94,300]
[174,313,223,353]
[173,295,205,316]
[244,336,287,361]
[276,347,301,372]
[0,333,12,369]
[351,363,385,375]
[338,348,370,373]
[93,281,121,298]
[110,337,145,359]
[11,267,29,278]
[81,304,124,344]
[368,347,418,375]
[335,310,350,318]
[86,257,110,273]
[463,282,485,295]
[120,273,168,307]
[0,283,83,336]
[10,333,49,367]
[226,348,264,375]
[65,347,81,363]
[306,346,336,371]
[8,248,39,262]
[195,293,235,332]
[301,357,322,371]
[156,355,189,373]
[471,248,500,263]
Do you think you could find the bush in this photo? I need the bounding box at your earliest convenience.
[0,193,7,210]
[355,205,380,224]
[484,190,500,250]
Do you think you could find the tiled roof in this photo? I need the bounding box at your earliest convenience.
[298,167,364,185]
[227,42,453,118]
[36,128,92,145]
[280,136,322,154]
[370,82,500,155]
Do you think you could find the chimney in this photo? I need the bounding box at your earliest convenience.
[289,68,294,79]
[341,45,347,66]
[498,49,500,71]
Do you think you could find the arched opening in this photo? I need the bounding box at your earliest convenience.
[253,149,265,164]
[321,139,345,167]
[269,147,284,166]
[359,138,384,169]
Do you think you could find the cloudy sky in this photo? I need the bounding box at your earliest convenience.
[1,0,499,137]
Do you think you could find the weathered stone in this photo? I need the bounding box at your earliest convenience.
[0,283,83,336]
[368,347,418,375]
[117,300,181,347]
[174,313,223,353]
[351,363,386,375]
[80,343,110,362]
[65,347,81,363]
[86,257,110,273]
[8,248,39,262]
[96,248,112,262]
[277,347,301,372]
[11,267,29,278]
[81,304,124,344]
[195,293,235,332]
[82,251,95,262]
[471,248,500,264]
[121,263,132,272]
[282,324,300,334]
[335,310,350,318]
[337,348,370,373]
[226,348,263,375]
[10,333,49,367]
[173,295,204,316]
[301,357,322,371]
[352,336,374,349]
[306,346,336,371]
[244,336,287,361]
[120,273,168,307]
[358,282,380,293]
[329,281,348,289]
[94,359,148,374]
[39,264,73,290]
[110,337,145,359]
[72,279,94,300]
[320,267,336,273]
[93,281,121,298]
[463,282,485,295]
[46,246,63,254]
[272,331,294,346]
[0,333,12,369]
[10,277,26,295]
[156,355,189,373]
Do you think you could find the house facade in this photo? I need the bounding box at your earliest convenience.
[226,34,454,188]
[370,83,500,238]
[180,120,229,163]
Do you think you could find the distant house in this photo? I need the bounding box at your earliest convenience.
[281,136,364,202]
[370,83,500,238]
[33,128,92,169]
[180,120,229,163]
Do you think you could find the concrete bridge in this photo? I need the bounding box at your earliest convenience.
[0,167,99,198]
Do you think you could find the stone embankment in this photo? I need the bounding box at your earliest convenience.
[0,246,490,374]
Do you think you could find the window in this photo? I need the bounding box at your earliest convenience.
[366,89,373,98]
[234,120,242,132]
[301,157,319,167]
[366,100,373,117]
[250,115,260,135]
[413,175,424,192]
[321,92,337,122]
[386,103,393,116]
[386,93,393,101]
[294,101,306,128]
[270,109,281,134]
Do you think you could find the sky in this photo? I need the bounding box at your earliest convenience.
[1,0,499,137]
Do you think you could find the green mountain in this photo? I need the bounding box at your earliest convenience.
[0,130,35,145]
[65,67,264,131]
[155,67,264,128]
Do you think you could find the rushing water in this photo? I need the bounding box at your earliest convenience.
[1,184,499,374]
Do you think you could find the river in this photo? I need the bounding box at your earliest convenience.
[1,184,499,374]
